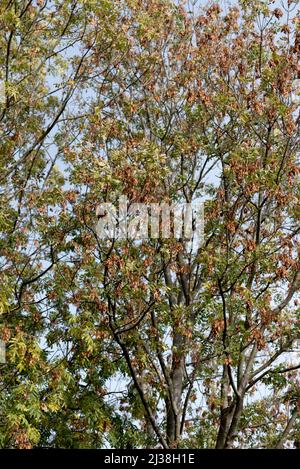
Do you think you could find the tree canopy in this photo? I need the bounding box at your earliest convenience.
[0,0,300,449]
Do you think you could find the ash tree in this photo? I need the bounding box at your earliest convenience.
[1,0,300,449]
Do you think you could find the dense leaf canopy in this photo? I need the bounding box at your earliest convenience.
[0,0,300,449]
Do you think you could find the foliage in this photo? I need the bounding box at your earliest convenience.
[0,0,300,449]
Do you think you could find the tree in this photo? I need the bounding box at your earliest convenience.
[1,0,300,449]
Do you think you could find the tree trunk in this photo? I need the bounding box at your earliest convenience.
[166,333,186,447]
